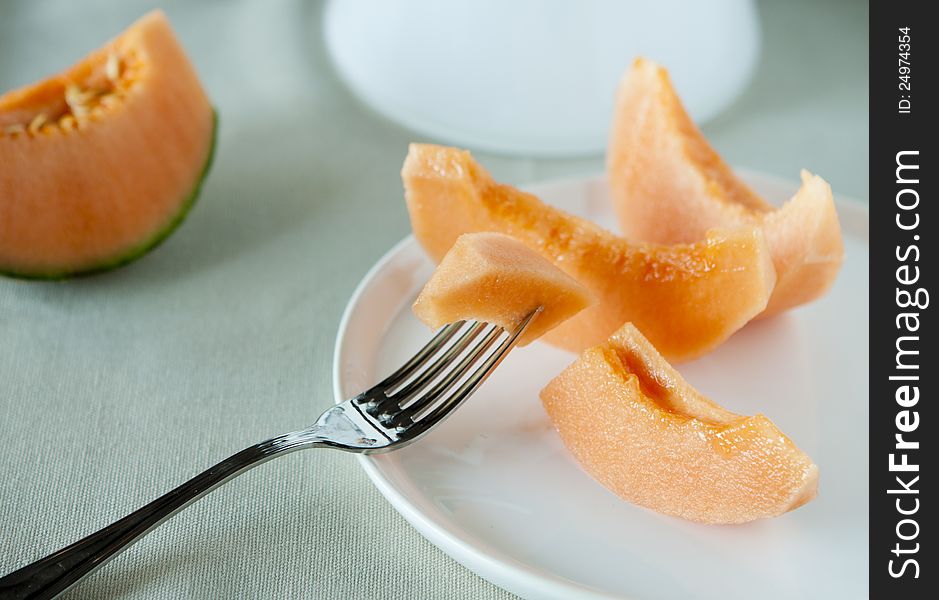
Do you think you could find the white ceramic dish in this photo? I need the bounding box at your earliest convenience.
[332,173,869,599]
[323,0,760,156]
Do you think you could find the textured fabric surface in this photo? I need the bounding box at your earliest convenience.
[0,1,866,598]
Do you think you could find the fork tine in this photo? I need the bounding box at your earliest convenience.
[367,321,489,418]
[388,324,504,426]
[402,308,541,434]
[383,321,489,400]
[376,320,465,389]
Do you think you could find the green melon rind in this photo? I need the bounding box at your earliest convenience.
[0,109,218,281]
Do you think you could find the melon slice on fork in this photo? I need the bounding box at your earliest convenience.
[413,232,594,346]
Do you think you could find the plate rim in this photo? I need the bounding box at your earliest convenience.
[331,172,868,600]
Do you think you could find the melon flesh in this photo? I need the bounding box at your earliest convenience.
[607,58,843,316]
[413,232,594,346]
[540,322,818,524]
[402,144,776,362]
[0,10,215,278]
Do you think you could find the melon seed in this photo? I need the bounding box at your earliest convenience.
[105,52,121,82]
[28,113,48,134]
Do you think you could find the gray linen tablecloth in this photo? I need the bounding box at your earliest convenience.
[0,1,867,598]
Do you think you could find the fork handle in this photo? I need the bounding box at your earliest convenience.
[0,431,321,600]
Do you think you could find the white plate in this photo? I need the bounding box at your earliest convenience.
[332,173,869,600]
[323,0,760,156]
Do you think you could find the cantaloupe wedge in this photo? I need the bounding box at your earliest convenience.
[541,322,818,524]
[413,232,594,345]
[607,58,843,316]
[0,11,215,279]
[402,144,776,362]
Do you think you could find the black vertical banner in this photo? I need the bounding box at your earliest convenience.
[870,1,934,597]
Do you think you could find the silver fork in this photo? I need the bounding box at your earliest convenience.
[0,309,540,600]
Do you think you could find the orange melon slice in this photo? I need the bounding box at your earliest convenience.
[607,58,843,316]
[0,11,216,279]
[413,232,594,345]
[541,322,818,524]
[402,144,776,362]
